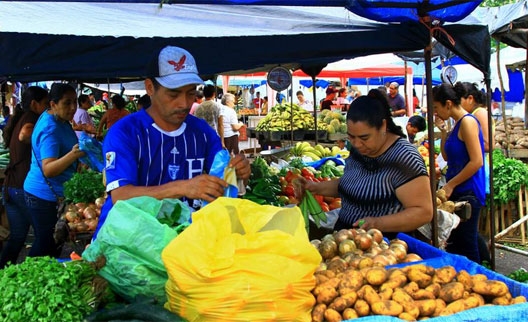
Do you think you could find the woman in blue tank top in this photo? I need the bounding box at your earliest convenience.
[432,83,486,264]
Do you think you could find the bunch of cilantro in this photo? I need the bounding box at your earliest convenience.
[0,257,111,321]
[63,168,105,204]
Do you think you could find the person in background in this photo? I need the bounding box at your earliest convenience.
[388,82,406,117]
[412,88,420,113]
[252,91,263,113]
[0,105,11,130]
[73,94,96,139]
[261,96,268,115]
[137,94,151,110]
[24,83,85,258]
[82,87,95,105]
[0,86,49,268]
[433,83,485,264]
[194,85,224,141]
[221,93,244,155]
[296,89,432,238]
[336,88,350,111]
[320,86,338,110]
[406,115,427,144]
[459,82,494,153]
[94,46,250,238]
[296,90,313,112]
[96,94,130,140]
[189,89,204,115]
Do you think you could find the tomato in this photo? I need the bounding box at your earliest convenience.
[285,170,301,183]
[321,202,330,212]
[288,196,299,205]
[329,199,342,210]
[279,176,288,189]
[301,168,315,180]
[314,194,324,204]
[278,195,290,205]
[284,184,295,197]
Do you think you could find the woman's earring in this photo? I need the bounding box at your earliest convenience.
[383,131,386,136]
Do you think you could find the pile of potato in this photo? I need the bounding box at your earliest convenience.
[494,116,528,150]
[311,263,526,321]
[311,228,423,270]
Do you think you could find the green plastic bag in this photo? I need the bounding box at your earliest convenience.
[83,196,190,302]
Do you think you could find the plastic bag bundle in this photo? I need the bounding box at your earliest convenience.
[162,197,321,322]
[79,132,104,171]
[201,149,238,207]
[83,196,190,302]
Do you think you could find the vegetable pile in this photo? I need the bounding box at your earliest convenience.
[491,149,528,205]
[311,262,526,321]
[0,257,113,322]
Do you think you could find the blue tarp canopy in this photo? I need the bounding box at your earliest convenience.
[0,1,490,83]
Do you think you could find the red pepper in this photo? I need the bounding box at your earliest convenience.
[314,194,324,204]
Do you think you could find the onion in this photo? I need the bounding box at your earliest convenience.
[372,254,390,267]
[390,238,409,252]
[83,207,97,219]
[334,229,353,243]
[367,228,384,244]
[64,211,80,223]
[354,233,373,251]
[95,197,106,209]
[85,219,98,231]
[75,221,88,232]
[66,204,78,213]
[75,202,86,210]
[338,239,357,255]
[403,253,423,263]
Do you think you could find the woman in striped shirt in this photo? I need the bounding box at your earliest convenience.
[298,89,433,237]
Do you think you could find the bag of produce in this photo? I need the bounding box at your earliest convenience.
[162,197,321,322]
[78,131,104,172]
[83,196,190,302]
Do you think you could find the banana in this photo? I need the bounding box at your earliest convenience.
[324,147,332,157]
[314,144,326,157]
[302,151,321,161]
[306,147,322,158]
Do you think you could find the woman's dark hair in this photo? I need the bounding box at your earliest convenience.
[3,86,48,144]
[459,81,486,106]
[432,83,464,106]
[49,83,76,103]
[111,94,126,110]
[78,94,90,106]
[346,89,405,138]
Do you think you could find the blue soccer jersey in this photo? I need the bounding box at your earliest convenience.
[95,109,222,235]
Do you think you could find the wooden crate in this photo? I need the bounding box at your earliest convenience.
[483,186,528,245]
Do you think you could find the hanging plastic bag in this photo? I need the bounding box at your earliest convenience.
[162,197,321,322]
[78,132,104,172]
[83,196,191,302]
[201,149,238,207]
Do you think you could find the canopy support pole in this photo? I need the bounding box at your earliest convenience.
[425,40,439,248]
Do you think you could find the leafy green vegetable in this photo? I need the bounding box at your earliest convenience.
[64,168,105,204]
[0,257,113,321]
[507,268,528,283]
[491,149,528,205]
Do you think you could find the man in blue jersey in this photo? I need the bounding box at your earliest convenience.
[94,46,251,237]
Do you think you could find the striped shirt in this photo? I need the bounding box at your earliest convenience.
[336,138,427,230]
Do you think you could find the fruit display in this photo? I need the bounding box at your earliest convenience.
[317,109,347,135]
[289,141,350,160]
[255,102,326,131]
[309,229,527,321]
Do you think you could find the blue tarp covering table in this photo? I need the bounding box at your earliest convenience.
[343,233,528,322]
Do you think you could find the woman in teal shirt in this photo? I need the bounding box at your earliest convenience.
[24,83,86,257]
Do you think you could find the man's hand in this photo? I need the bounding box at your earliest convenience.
[229,154,251,181]
[185,174,228,203]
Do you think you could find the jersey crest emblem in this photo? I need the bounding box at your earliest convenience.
[168,164,180,180]
[105,152,116,169]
